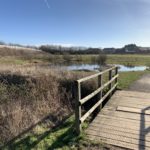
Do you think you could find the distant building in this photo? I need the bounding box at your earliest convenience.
[103,48,116,54]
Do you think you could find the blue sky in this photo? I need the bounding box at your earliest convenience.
[0,0,150,48]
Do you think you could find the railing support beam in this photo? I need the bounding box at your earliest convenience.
[109,70,112,96]
[98,74,102,110]
[74,81,81,134]
[115,67,118,90]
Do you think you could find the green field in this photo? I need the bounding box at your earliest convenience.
[1,52,150,66]
[107,54,150,66]
[71,54,150,66]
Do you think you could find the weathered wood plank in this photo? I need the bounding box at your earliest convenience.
[115,91,150,99]
[77,66,116,83]
[100,110,150,122]
[88,122,150,136]
[117,106,150,115]
[86,128,150,143]
[86,131,150,147]
[109,96,150,105]
[92,118,150,131]
[74,81,81,134]
[87,135,147,150]
[93,114,150,124]
[107,102,150,110]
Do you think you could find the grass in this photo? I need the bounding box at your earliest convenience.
[70,54,150,66]
[0,57,27,65]
[1,46,150,66]
[107,54,150,66]
[4,116,78,150]
[3,115,103,150]
[118,71,147,89]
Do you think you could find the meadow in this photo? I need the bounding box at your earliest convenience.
[1,46,150,66]
[0,47,149,149]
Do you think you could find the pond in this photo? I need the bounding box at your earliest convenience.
[53,64,148,72]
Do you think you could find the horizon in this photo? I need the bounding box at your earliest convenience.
[0,0,150,47]
[1,41,150,50]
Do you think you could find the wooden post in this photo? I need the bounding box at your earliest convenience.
[74,81,81,134]
[115,67,118,90]
[109,70,112,96]
[94,74,102,116]
[98,74,102,110]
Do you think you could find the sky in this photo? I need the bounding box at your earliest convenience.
[0,0,150,48]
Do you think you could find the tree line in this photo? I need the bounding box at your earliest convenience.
[1,40,150,54]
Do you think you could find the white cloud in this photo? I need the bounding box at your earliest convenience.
[44,0,50,9]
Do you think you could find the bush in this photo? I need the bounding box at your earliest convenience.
[97,53,107,66]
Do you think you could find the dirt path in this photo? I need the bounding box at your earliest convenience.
[129,73,150,93]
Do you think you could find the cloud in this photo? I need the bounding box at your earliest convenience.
[50,43,73,47]
[44,0,50,9]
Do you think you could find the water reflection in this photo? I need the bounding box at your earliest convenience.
[52,63,147,72]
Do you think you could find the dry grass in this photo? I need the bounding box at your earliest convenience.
[0,47,51,65]
[0,64,95,146]
[0,46,41,57]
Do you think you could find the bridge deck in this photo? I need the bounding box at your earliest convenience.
[86,90,150,150]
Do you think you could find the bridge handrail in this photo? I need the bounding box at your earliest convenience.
[74,66,119,134]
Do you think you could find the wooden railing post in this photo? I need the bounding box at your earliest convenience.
[98,74,102,110]
[115,67,118,90]
[109,69,112,96]
[74,81,81,134]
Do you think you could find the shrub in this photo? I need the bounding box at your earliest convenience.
[96,53,107,66]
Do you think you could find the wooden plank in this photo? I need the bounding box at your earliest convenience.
[90,121,147,132]
[95,108,150,124]
[77,66,116,83]
[115,91,150,99]
[88,121,150,136]
[94,114,150,126]
[107,101,150,110]
[110,96,150,105]
[115,67,118,87]
[98,74,102,111]
[109,100,148,108]
[92,117,150,130]
[86,130,150,147]
[86,128,150,142]
[109,70,112,95]
[93,117,150,129]
[117,106,150,115]
[100,109,150,122]
[87,127,150,142]
[93,114,150,126]
[87,134,147,150]
[74,81,81,134]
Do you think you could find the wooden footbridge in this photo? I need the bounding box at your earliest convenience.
[74,66,150,150]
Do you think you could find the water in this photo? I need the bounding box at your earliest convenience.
[66,64,147,72]
[49,63,147,72]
